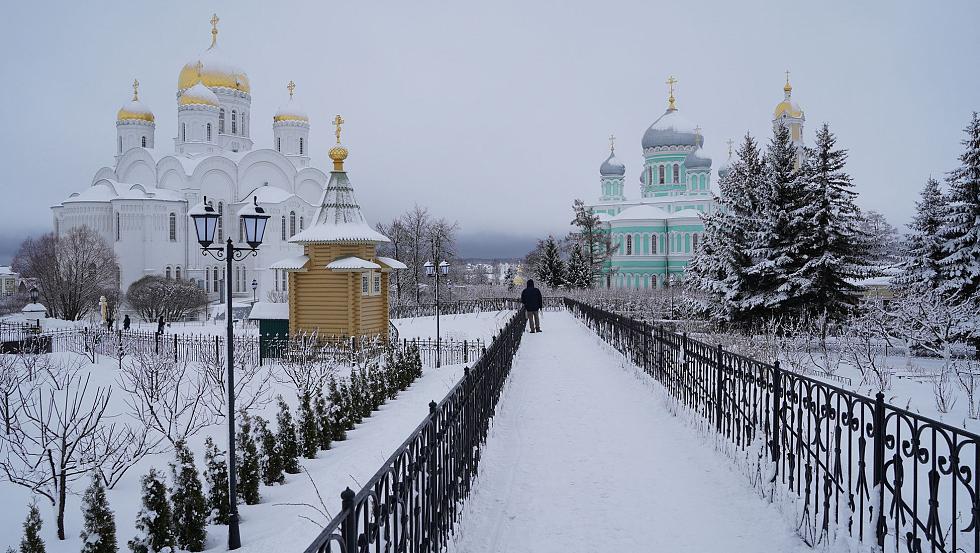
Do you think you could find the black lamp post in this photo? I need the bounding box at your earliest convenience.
[189,195,268,550]
[251,278,258,303]
[424,259,450,367]
[29,286,39,304]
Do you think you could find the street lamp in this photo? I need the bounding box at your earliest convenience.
[189,195,268,551]
[251,279,258,303]
[29,286,39,304]
[425,259,451,367]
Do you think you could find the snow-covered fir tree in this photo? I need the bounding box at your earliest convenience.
[899,177,946,290]
[297,391,319,459]
[254,416,284,486]
[565,243,593,289]
[236,412,261,505]
[745,123,810,318]
[856,209,901,269]
[313,389,332,451]
[128,468,173,553]
[275,396,301,474]
[791,124,868,323]
[939,112,980,300]
[203,437,230,525]
[569,199,611,285]
[80,472,117,553]
[326,377,347,442]
[169,440,208,552]
[20,504,44,553]
[532,236,566,288]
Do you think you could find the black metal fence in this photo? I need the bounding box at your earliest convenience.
[564,298,979,553]
[303,308,527,553]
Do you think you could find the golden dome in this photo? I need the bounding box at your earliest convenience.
[774,72,802,119]
[117,79,154,122]
[176,14,250,94]
[179,82,220,107]
[273,81,309,123]
[328,145,349,171]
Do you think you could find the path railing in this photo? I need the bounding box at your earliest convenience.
[564,297,979,553]
[303,308,527,553]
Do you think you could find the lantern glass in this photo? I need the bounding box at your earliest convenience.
[30,286,39,304]
[439,261,449,276]
[424,261,434,277]
[239,197,270,249]
[251,279,258,291]
[189,198,219,248]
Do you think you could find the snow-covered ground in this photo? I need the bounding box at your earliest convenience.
[392,309,513,342]
[450,312,812,553]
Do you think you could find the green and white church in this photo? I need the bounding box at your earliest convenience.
[589,76,804,289]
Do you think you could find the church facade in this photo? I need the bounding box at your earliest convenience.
[52,16,334,303]
[589,76,804,289]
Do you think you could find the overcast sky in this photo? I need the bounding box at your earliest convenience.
[1,0,978,261]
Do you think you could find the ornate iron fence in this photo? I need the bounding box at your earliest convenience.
[303,308,526,553]
[564,297,979,553]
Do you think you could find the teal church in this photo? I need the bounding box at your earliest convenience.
[590,77,804,289]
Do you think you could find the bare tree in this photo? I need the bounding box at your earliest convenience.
[126,275,208,322]
[840,302,895,393]
[118,350,214,447]
[265,289,289,303]
[403,205,432,305]
[377,216,408,301]
[955,360,980,419]
[199,338,273,420]
[274,332,340,393]
[11,227,119,320]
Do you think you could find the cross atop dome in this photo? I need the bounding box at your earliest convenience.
[333,114,345,145]
[210,13,219,48]
[784,69,792,94]
[666,76,678,110]
[132,79,140,101]
[609,134,616,153]
[287,80,296,99]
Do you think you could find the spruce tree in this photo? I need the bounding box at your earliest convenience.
[203,437,231,524]
[939,112,980,300]
[569,199,612,283]
[900,177,946,290]
[20,503,44,553]
[170,440,208,551]
[745,123,810,319]
[314,389,333,451]
[254,416,284,485]
[326,377,347,442]
[236,412,261,505]
[534,236,566,288]
[565,244,593,289]
[792,124,868,324]
[80,472,117,553]
[297,390,319,459]
[128,468,173,553]
[275,396,301,474]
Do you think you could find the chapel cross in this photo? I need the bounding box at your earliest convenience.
[132,79,140,101]
[287,80,296,99]
[333,114,345,144]
[785,69,791,85]
[666,76,678,109]
[726,138,734,159]
[210,14,220,48]
[609,134,616,152]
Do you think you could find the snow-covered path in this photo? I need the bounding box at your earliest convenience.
[451,311,810,553]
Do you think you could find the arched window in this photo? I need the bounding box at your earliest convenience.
[205,269,210,293]
[207,123,212,142]
[219,109,225,133]
[118,136,122,153]
[625,235,633,256]
[181,123,186,142]
[175,266,182,280]
[234,265,240,293]
[299,216,304,231]
[168,212,176,241]
[165,266,172,280]
[276,137,281,152]
[693,233,700,252]
[212,267,219,293]
[115,212,120,241]
[289,211,296,236]
[685,233,691,253]
[141,136,147,148]
[217,202,224,241]
[658,165,665,184]
[651,234,658,254]
[673,163,680,183]
[281,215,287,240]
[299,137,304,155]
[280,270,287,291]
[231,110,237,135]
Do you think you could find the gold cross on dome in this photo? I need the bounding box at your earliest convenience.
[608,134,616,152]
[287,80,296,98]
[210,14,220,48]
[132,79,140,101]
[726,138,734,159]
[785,69,791,85]
[333,114,345,144]
[666,75,678,109]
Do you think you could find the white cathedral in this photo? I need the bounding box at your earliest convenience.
[53,16,332,304]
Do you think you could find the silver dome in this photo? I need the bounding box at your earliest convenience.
[600,151,626,176]
[641,108,699,150]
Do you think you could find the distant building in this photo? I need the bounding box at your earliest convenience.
[0,267,20,298]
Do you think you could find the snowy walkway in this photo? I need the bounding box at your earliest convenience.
[450,311,810,553]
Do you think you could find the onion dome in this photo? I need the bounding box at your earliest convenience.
[685,149,711,170]
[179,82,220,107]
[642,108,699,149]
[117,79,154,122]
[600,135,625,176]
[774,73,803,119]
[274,81,309,123]
[177,14,250,94]
[718,139,734,180]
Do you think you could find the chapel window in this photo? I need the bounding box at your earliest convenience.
[219,109,225,133]
[141,136,147,148]
[175,266,182,280]
[212,267,219,293]
[651,234,657,254]
[673,164,680,183]
[165,266,172,280]
[217,202,224,241]
[299,216,304,231]
[626,235,633,256]
[115,212,120,241]
[658,165,665,184]
[289,211,296,237]
[276,137,281,152]
[182,123,186,142]
[281,215,286,240]
[207,123,212,142]
[168,212,177,241]
[299,137,304,155]
[231,110,237,134]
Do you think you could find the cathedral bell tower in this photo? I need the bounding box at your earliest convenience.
[599,135,626,202]
[773,71,805,165]
[116,79,155,160]
[273,81,312,168]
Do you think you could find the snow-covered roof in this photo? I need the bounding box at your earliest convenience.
[62,180,183,204]
[668,208,703,219]
[600,150,626,177]
[610,204,671,222]
[179,82,220,107]
[595,212,612,222]
[248,302,289,320]
[377,256,407,270]
[326,256,381,271]
[269,255,309,270]
[0,266,14,276]
[247,184,296,204]
[274,95,309,123]
[289,171,390,244]
[642,108,699,150]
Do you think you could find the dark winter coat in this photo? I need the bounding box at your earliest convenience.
[520,281,543,312]
[123,315,131,330]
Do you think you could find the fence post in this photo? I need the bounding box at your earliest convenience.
[643,323,649,373]
[155,331,159,354]
[715,343,724,433]
[340,486,357,552]
[681,332,688,401]
[872,391,886,548]
[770,360,782,464]
[173,333,178,362]
[463,339,468,363]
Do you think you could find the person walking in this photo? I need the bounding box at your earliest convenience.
[157,315,165,335]
[123,314,131,331]
[520,279,543,333]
